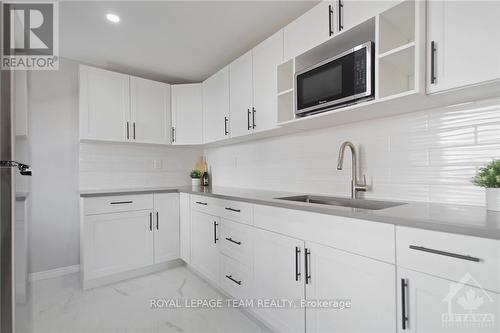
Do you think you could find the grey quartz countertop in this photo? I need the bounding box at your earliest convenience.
[80,186,500,241]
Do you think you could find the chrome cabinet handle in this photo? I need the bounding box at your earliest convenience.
[401,278,409,330]
[225,275,242,285]
[409,245,480,262]
[225,237,241,245]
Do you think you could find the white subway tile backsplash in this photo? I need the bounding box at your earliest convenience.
[79,142,202,190]
[205,97,500,206]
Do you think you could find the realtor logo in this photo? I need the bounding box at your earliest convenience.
[441,273,495,329]
[2,1,58,70]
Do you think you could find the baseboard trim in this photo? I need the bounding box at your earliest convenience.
[29,264,80,282]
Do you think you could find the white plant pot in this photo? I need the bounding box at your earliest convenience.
[486,188,500,211]
[191,178,201,186]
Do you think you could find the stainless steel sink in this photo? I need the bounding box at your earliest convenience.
[275,195,406,210]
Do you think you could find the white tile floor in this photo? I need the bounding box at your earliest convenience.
[15,265,265,333]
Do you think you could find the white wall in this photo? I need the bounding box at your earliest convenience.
[205,98,500,206]
[29,59,80,273]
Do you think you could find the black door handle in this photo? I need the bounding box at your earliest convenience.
[225,275,242,285]
[110,201,133,205]
[224,207,241,213]
[149,212,153,231]
[401,278,409,330]
[252,107,256,129]
[247,108,251,130]
[156,212,159,230]
[328,5,334,36]
[133,122,136,140]
[213,221,219,244]
[338,0,343,31]
[224,116,229,136]
[195,201,207,206]
[126,121,130,140]
[430,41,437,84]
[295,247,301,281]
[225,237,241,245]
[305,248,311,284]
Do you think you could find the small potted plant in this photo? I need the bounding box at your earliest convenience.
[473,160,500,211]
[190,170,202,186]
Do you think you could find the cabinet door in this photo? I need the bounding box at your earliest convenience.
[190,211,220,283]
[252,30,283,132]
[427,1,500,93]
[153,193,180,263]
[230,51,253,138]
[283,2,335,61]
[341,0,401,31]
[203,66,230,143]
[130,77,171,144]
[83,210,154,279]
[253,228,305,333]
[397,268,500,333]
[171,83,203,145]
[179,193,191,263]
[306,242,396,333]
[79,65,130,142]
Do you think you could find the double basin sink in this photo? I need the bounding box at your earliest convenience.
[276,195,406,211]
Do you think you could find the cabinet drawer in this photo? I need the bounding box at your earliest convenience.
[190,194,220,215]
[220,199,253,225]
[220,219,253,265]
[220,254,253,299]
[84,194,153,215]
[396,226,500,293]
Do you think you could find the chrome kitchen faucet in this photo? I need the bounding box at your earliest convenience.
[337,141,367,199]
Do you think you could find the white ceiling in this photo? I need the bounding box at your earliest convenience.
[59,1,318,83]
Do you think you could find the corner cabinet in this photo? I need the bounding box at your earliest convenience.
[80,193,180,289]
[171,83,203,145]
[79,65,171,145]
[427,1,500,93]
[203,66,230,143]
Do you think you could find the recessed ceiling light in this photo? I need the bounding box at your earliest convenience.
[106,13,120,23]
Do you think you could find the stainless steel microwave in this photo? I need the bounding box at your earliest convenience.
[295,41,374,117]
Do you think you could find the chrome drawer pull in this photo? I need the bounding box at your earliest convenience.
[225,275,242,286]
[225,237,241,245]
[409,245,480,262]
[110,201,133,205]
[225,207,241,213]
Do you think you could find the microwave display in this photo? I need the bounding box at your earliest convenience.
[295,42,374,117]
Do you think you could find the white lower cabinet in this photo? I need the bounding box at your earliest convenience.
[179,192,191,263]
[81,193,180,288]
[153,193,179,263]
[252,228,305,333]
[84,210,154,280]
[397,268,500,333]
[305,241,396,333]
[190,210,220,283]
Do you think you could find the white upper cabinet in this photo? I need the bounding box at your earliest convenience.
[203,66,230,143]
[284,2,335,62]
[130,77,171,145]
[341,0,401,31]
[230,51,254,138]
[79,65,130,142]
[171,83,203,145]
[427,0,500,93]
[252,30,284,132]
